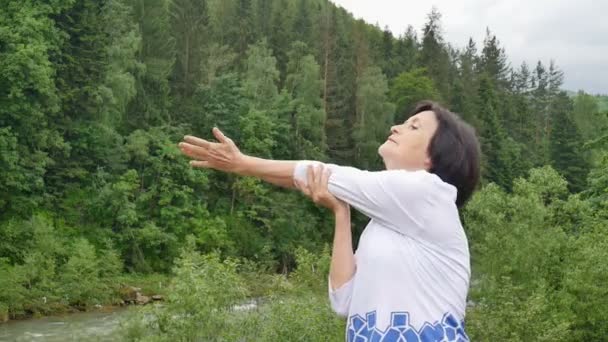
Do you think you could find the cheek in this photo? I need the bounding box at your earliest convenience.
[396,139,428,164]
[409,135,431,155]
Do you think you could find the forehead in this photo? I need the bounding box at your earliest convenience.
[407,110,437,125]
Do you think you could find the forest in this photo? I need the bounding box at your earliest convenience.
[1,0,607,340]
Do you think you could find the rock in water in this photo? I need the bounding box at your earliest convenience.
[136,293,151,305]
[119,286,139,303]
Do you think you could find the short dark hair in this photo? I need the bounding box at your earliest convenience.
[411,101,481,207]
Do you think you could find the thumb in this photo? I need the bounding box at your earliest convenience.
[212,127,228,144]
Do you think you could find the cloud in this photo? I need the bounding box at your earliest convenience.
[330,0,607,94]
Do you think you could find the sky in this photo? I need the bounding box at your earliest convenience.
[330,0,608,95]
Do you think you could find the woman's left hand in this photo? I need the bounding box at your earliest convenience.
[179,127,245,173]
[294,165,349,214]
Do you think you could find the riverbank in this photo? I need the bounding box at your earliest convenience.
[0,273,169,324]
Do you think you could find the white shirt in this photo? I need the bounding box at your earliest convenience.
[294,161,470,342]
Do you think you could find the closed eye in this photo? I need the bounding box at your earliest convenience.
[405,117,420,130]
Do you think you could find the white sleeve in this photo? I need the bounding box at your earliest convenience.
[294,160,432,234]
[328,276,354,317]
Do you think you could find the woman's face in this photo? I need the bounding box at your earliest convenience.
[378,110,439,171]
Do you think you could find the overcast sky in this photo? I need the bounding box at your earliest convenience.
[330,0,608,95]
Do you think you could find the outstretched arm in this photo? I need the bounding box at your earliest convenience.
[178,128,298,189]
[179,127,430,235]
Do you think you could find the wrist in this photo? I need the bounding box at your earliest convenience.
[334,205,350,217]
[235,154,252,175]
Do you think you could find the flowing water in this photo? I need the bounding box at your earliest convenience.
[0,308,134,342]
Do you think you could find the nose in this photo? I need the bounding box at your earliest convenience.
[390,125,399,135]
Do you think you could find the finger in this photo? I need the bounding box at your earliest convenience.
[306,165,314,193]
[294,179,303,191]
[294,179,311,197]
[312,165,320,189]
[212,127,229,144]
[322,168,331,189]
[183,135,213,148]
[316,165,327,192]
[190,160,211,168]
[312,165,321,193]
[179,142,210,160]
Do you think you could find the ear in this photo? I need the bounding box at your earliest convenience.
[423,156,432,171]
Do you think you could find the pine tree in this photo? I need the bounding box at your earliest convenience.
[293,0,312,45]
[128,0,175,128]
[393,25,418,73]
[255,0,272,38]
[170,0,208,98]
[352,66,395,169]
[419,7,451,101]
[284,42,327,159]
[549,92,590,193]
[269,0,293,82]
[236,0,255,59]
[451,38,480,126]
[478,75,523,189]
[323,6,357,163]
[479,28,510,90]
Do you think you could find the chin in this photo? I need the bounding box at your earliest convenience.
[378,141,390,156]
[377,144,393,169]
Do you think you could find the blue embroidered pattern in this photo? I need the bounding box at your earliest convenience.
[347,311,469,342]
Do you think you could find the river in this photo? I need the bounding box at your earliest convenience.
[0,307,134,342]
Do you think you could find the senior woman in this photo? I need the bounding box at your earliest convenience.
[178,101,480,342]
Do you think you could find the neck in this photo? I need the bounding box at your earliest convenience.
[383,160,428,172]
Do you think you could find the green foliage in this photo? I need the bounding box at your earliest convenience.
[121,245,343,341]
[562,223,608,341]
[290,246,332,291]
[0,214,122,318]
[60,238,119,307]
[597,95,608,112]
[121,241,248,341]
[97,0,143,127]
[243,40,280,110]
[0,1,69,218]
[467,277,571,342]
[1,1,607,338]
[153,244,248,340]
[390,68,440,122]
[353,66,395,169]
[285,41,327,159]
[418,8,451,100]
[128,0,175,129]
[572,91,604,138]
[170,0,209,97]
[586,151,608,208]
[464,166,608,340]
[248,293,345,341]
[549,92,590,192]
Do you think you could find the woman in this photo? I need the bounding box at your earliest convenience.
[178,101,480,342]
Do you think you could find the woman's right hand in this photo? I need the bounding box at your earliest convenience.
[178,127,246,173]
[295,164,349,214]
